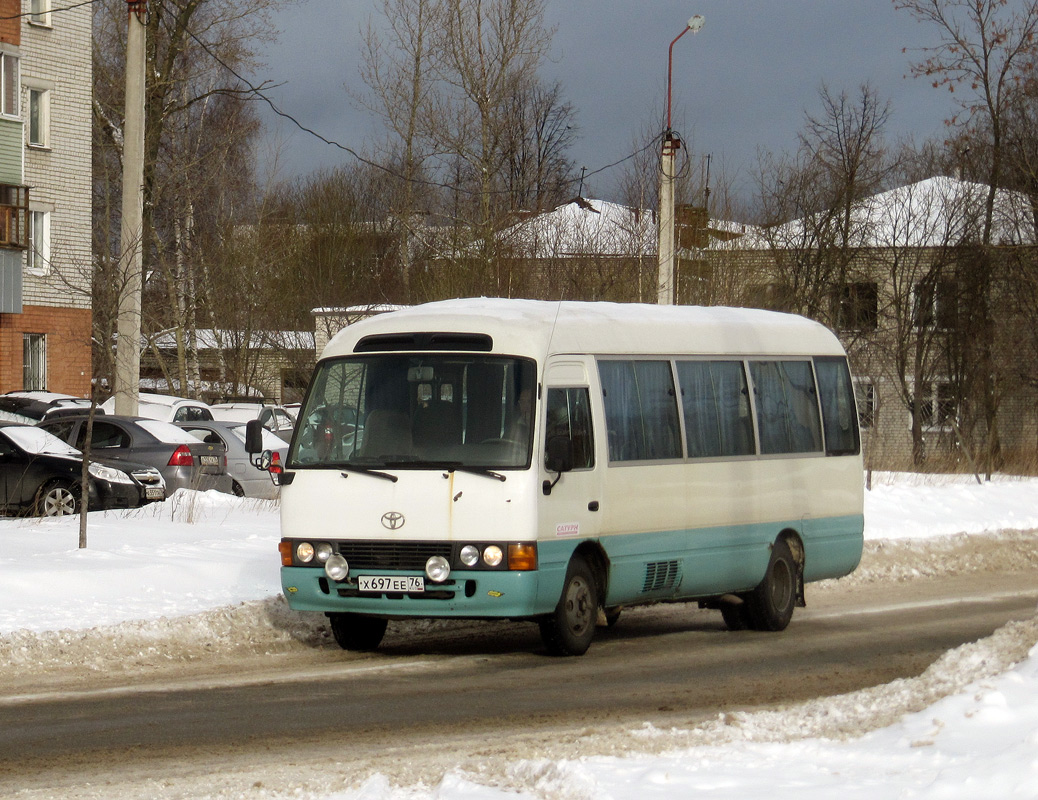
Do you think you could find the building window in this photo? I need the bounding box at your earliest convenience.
[28,88,49,148]
[29,0,52,27]
[854,379,875,430]
[833,281,878,332]
[23,333,46,390]
[0,53,18,118]
[916,380,956,431]
[28,210,48,272]
[913,278,959,330]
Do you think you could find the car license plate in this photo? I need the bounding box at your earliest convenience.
[145,486,164,500]
[200,455,220,466]
[357,575,425,593]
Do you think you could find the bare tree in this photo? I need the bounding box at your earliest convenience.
[93,0,286,398]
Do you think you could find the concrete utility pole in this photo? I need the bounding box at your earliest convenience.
[114,0,146,415]
[657,14,703,306]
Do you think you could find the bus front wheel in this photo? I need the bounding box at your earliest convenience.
[328,613,388,651]
[540,556,598,656]
[744,538,797,631]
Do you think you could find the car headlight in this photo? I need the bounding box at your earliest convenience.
[482,545,503,567]
[88,462,134,485]
[459,545,480,567]
[296,542,315,563]
[425,555,451,583]
[325,554,349,581]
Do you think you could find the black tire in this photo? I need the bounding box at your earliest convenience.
[720,599,752,631]
[540,556,598,656]
[744,538,798,632]
[231,480,245,498]
[327,613,388,651]
[35,481,79,517]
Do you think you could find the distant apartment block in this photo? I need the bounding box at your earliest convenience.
[0,0,91,395]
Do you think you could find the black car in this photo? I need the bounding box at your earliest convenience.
[0,422,165,516]
[0,391,97,425]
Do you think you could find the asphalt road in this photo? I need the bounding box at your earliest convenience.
[1,569,1036,793]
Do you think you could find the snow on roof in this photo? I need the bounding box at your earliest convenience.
[150,329,314,351]
[742,175,1036,250]
[499,198,658,258]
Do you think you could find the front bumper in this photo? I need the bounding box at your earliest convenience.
[281,565,548,619]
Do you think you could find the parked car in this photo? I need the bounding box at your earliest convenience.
[99,392,214,423]
[177,420,287,499]
[39,415,231,496]
[209,403,296,443]
[0,391,97,425]
[0,422,164,516]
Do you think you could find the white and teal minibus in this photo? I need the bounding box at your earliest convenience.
[256,298,864,656]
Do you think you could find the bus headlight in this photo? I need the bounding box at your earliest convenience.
[325,554,349,581]
[425,555,451,583]
[482,545,503,567]
[296,542,315,563]
[459,545,480,567]
[315,542,334,562]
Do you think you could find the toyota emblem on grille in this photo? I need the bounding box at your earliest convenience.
[381,511,405,530]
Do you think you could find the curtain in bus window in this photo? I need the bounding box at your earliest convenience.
[599,360,681,461]
[750,361,823,455]
[814,357,860,456]
[545,388,594,469]
[676,361,755,458]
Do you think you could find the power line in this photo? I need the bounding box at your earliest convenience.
[179,11,661,199]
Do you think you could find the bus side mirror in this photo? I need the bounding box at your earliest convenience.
[543,435,573,496]
[545,435,574,473]
[245,419,264,454]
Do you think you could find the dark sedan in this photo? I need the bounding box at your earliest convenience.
[0,422,164,516]
[39,415,232,496]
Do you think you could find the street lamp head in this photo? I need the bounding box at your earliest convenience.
[687,14,704,32]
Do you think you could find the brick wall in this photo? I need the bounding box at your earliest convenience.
[0,0,19,45]
[0,304,91,395]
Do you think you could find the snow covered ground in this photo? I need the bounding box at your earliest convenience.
[1,473,1037,799]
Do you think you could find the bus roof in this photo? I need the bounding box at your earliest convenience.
[322,299,846,361]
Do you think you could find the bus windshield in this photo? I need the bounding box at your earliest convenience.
[289,354,537,471]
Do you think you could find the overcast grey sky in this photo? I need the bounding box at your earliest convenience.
[255,0,954,209]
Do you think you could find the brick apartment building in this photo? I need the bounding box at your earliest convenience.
[0,0,91,396]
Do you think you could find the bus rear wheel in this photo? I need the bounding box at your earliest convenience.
[540,556,598,656]
[327,613,388,651]
[744,538,797,631]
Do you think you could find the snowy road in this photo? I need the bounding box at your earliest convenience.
[3,561,1036,796]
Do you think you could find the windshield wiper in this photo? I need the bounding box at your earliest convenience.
[381,459,508,482]
[338,464,398,483]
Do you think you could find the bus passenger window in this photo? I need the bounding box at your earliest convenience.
[749,361,823,455]
[814,357,861,456]
[598,360,682,462]
[545,388,594,470]
[676,361,755,458]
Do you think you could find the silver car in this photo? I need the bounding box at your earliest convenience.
[40,415,232,496]
[178,419,286,499]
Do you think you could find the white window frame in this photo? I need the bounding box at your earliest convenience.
[29,0,52,27]
[853,378,875,430]
[23,333,46,391]
[0,52,18,119]
[912,379,956,432]
[27,86,49,148]
[28,209,49,274]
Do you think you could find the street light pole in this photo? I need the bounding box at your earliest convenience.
[114,0,146,415]
[657,14,704,306]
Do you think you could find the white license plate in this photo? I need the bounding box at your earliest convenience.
[358,575,425,593]
[200,455,220,466]
[145,487,165,500]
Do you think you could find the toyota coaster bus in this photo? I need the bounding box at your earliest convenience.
[248,298,864,656]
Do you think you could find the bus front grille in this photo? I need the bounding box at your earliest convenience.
[336,541,453,571]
